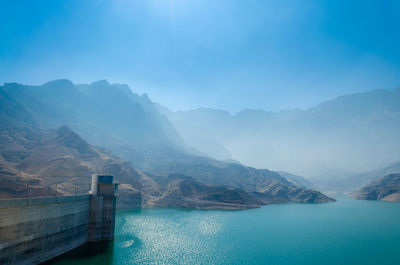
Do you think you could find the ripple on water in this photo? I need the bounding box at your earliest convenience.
[118,210,227,264]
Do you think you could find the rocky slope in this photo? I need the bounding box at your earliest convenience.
[144,174,264,209]
[148,159,335,204]
[355,173,400,202]
[0,122,265,209]
[0,80,335,207]
[2,79,187,169]
[0,123,142,204]
[0,94,266,210]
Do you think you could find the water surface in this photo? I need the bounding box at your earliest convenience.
[53,198,400,265]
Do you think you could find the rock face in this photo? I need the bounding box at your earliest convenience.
[0,121,263,209]
[0,80,335,209]
[147,159,335,204]
[1,80,186,171]
[146,174,264,209]
[355,173,400,202]
[0,123,142,204]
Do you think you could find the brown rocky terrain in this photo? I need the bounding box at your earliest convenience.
[0,122,264,209]
[0,122,333,208]
[0,80,335,209]
[355,173,400,202]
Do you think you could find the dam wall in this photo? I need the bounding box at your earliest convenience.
[0,175,117,265]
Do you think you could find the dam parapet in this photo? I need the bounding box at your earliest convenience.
[0,175,118,265]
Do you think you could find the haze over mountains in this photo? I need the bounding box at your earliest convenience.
[0,79,334,208]
[158,86,400,180]
[2,79,186,169]
[313,161,400,193]
[1,78,399,203]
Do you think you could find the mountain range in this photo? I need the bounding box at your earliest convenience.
[158,87,400,180]
[0,80,334,208]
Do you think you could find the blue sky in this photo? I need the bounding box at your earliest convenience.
[1,0,400,112]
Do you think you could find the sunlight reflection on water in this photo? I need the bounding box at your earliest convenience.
[119,211,226,264]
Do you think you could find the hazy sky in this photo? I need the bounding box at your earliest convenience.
[1,0,400,112]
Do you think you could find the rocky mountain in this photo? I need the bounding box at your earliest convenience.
[0,121,328,208]
[0,120,265,209]
[2,79,188,169]
[355,173,400,202]
[159,87,400,179]
[0,80,335,207]
[142,153,334,204]
[144,174,264,209]
[0,121,141,204]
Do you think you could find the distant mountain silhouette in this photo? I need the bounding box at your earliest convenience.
[158,87,400,180]
[314,161,400,192]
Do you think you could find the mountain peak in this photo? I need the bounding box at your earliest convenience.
[90,80,110,87]
[42,79,74,89]
[57,125,73,136]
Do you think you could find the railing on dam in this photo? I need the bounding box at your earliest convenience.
[0,175,117,265]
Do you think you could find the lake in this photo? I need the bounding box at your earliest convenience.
[53,198,400,265]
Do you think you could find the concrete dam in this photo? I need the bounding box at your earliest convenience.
[0,175,118,265]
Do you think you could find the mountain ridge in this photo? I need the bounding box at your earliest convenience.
[158,86,400,179]
[0,79,335,208]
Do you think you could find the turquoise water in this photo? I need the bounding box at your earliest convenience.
[54,198,400,265]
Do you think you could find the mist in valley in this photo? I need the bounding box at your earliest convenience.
[159,86,400,184]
